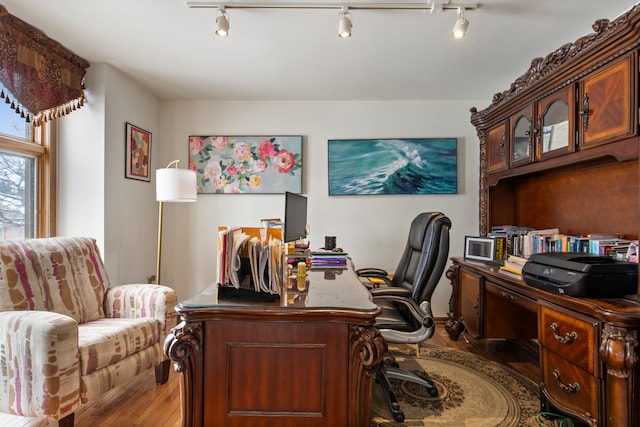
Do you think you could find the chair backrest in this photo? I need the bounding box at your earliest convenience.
[390,212,451,304]
[0,236,110,323]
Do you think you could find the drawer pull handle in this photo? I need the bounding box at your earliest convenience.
[550,322,578,344]
[500,292,516,301]
[552,369,581,393]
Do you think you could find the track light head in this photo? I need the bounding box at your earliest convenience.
[338,7,352,38]
[452,7,468,39]
[215,7,229,37]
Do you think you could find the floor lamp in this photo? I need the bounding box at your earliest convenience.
[156,160,197,285]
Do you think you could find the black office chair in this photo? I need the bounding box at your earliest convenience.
[357,212,451,423]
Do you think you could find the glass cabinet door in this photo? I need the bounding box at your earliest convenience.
[537,85,575,160]
[510,106,534,167]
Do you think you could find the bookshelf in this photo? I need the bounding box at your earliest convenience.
[449,5,640,426]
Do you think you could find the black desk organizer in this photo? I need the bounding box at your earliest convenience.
[217,226,282,302]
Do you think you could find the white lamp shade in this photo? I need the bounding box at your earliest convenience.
[156,168,197,202]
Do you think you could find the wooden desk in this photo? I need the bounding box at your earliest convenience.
[164,265,384,427]
[446,257,640,427]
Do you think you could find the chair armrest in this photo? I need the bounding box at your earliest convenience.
[372,296,435,344]
[369,286,412,298]
[356,268,392,288]
[104,284,178,337]
[355,267,389,277]
[0,311,80,419]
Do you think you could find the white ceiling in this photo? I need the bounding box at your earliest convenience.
[2,1,638,102]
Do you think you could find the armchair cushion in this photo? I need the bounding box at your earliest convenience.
[78,318,160,375]
[0,237,108,324]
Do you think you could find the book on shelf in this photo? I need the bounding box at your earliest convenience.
[498,265,523,277]
[500,255,528,275]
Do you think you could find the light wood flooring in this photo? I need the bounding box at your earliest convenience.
[73,321,539,426]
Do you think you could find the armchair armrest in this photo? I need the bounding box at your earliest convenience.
[104,284,178,337]
[0,311,80,419]
[372,295,435,344]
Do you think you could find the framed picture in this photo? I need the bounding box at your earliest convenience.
[464,236,496,262]
[189,135,302,194]
[327,138,457,195]
[125,123,151,182]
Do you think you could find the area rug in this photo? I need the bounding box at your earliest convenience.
[370,344,540,426]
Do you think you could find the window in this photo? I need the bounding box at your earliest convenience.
[0,101,56,239]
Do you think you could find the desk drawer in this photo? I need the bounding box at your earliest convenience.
[541,347,599,421]
[483,281,537,339]
[539,301,599,374]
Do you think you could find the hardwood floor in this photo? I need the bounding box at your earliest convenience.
[73,321,539,426]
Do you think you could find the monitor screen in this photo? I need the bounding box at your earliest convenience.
[283,191,307,243]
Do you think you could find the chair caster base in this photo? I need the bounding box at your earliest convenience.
[392,411,405,422]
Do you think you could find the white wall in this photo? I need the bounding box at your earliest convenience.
[58,65,107,249]
[59,64,160,286]
[158,100,482,317]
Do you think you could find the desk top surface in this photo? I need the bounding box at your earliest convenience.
[178,264,379,313]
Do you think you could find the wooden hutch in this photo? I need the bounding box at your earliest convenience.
[447,4,640,426]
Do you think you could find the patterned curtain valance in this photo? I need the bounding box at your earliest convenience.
[0,5,90,126]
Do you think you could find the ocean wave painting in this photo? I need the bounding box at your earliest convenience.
[328,138,457,195]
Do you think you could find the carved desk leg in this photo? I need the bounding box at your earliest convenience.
[349,324,386,427]
[599,324,639,427]
[164,320,203,427]
[444,264,464,340]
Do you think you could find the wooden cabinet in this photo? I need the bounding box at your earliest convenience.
[536,85,576,161]
[579,53,637,149]
[454,6,640,426]
[458,269,481,337]
[509,105,534,167]
[446,258,640,427]
[470,7,640,237]
[538,301,600,424]
[486,121,508,172]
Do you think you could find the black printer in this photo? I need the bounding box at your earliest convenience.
[521,252,638,298]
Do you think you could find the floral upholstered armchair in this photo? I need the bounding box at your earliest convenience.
[0,237,177,427]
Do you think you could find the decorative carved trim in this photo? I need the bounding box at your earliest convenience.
[445,264,465,341]
[471,4,640,126]
[350,324,386,376]
[163,320,202,373]
[477,128,488,236]
[163,320,203,427]
[348,324,386,427]
[599,324,639,379]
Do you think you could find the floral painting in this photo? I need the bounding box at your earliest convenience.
[189,135,302,194]
[328,138,457,195]
[125,122,151,182]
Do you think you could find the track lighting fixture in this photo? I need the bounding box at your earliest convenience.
[187,2,479,39]
[451,7,468,40]
[338,7,352,38]
[215,7,229,37]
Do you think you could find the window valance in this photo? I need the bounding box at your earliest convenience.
[0,5,90,126]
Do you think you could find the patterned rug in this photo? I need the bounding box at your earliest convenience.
[370,344,540,426]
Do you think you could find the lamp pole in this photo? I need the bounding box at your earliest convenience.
[155,160,197,285]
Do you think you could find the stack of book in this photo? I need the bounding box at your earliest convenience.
[310,250,348,269]
[499,255,528,276]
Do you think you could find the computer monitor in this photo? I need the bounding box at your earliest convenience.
[283,191,307,243]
